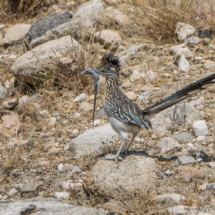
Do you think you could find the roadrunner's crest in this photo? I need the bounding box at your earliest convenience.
[99,53,121,73]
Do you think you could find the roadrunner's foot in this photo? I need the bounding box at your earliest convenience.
[105,156,123,163]
[120,149,130,155]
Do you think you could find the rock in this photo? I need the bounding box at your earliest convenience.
[91,119,101,126]
[104,7,128,26]
[3,24,31,44]
[162,73,172,78]
[190,97,204,107]
[70,130,79,138]
[21,182,40,193]
[178,56,189,72]
[54,181,82,192]
[169,43,186,54]
[177,155,196,165]
[152,193,184,206]
[49,117,56,126]
[13,169,23,177]
[57,164,63,172]
[0,85,7,99]
[54,192,70,200]
[196,136,205,142]
[0,115,20,136]
[94,30,122,49]
[54,182,71,192]
[152,103,201,136]
[173,47,193,62]
[8,188,18,197]
[0,198,109,214]
[125,91,136,100]
[175,22,196,41]
[139,83,155,91]
[71,124,118,158]
[157,137,181,154]
[72,129,79,135]
[15,184,24,190]
[2,98,17,110]
[192,120,208,137]
[167,205,186,214]
[27,94,42,103]
[206,182,215,189]
[178,166,204,182]
[48,147,62,155]
[51,0,104,39]
[85,155,156,200]
[73,93,86,102]
[11,36,81,85]
[79,102,93,114]
[187,36,201,45]
[19,95,29,104]
[165,170,173,176]
[121,81,132,88]
[28,11,73,47]
[69,166,81,177]
[204,60,215,70]
[171,132,193,144]
[194,56,203,62]
[137,92,150,101]
[208,162,215,168]
[39,110,49,116]
[130,70,140,82]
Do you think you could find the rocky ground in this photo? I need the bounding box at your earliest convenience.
[1,0,215,214]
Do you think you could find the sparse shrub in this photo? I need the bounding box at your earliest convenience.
[4,0,54,16]
[133,0,215,41]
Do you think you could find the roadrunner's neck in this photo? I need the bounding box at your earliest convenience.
[104,75,119,101]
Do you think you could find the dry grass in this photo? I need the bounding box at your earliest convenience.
[133,0,215,41]
[4,0,52,16]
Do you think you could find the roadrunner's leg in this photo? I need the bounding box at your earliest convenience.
[121,133,138,155]
[105,131,128,163]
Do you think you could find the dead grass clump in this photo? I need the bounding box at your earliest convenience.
[133,0,215,41]
[4,0,53,16]
[1,147,19,175]
[143,70,159,84]
[17,102,39,122]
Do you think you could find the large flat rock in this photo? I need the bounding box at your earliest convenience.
[11,36,80,85]
[72,124,118,159]
[85,155,156,201]
[51,0,104,39]
[0,197,109,215]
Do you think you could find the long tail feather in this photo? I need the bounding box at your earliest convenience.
[143,73,215,118]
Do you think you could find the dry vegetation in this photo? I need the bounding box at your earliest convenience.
[1,0,215,214]
[133,0,215,41]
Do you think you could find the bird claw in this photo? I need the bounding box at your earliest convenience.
[120,150,130,155]
[105,156,123,163]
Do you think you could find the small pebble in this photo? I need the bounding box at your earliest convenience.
[57,163,63,172]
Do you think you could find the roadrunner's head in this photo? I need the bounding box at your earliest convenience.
[81,53,120,79]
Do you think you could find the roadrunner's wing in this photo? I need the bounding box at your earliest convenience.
[142,73,215,118]
[105,90,150,129]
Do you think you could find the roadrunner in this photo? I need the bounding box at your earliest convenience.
[81,53,215,163]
